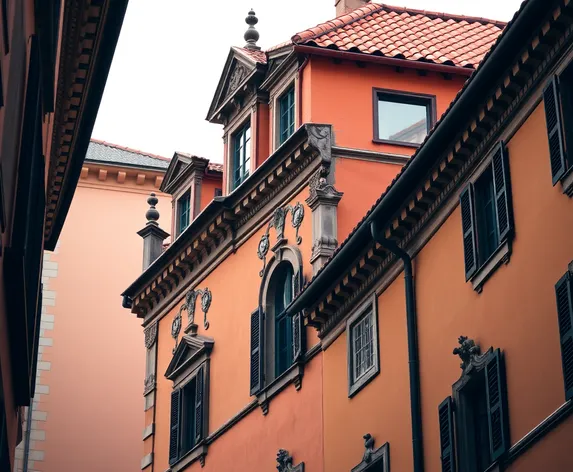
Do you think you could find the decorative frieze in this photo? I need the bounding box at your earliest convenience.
[257,203,304,276]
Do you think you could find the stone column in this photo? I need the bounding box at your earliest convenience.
[306,167,343,274]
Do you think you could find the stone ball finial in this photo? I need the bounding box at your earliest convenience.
[244,9,260,50]
[146,192,160,224]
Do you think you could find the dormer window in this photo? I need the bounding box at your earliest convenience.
[278,85,295,146]
[232,122,251,190]
[177,191,191,236]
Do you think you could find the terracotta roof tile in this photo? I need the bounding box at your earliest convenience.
[291,2,505,69]
[233,46,268,64]
[208,162,223,173]
[87,140,170,169]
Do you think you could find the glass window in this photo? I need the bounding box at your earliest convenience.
[278,86,295,145]
[232,122,251,190]
[351,311,374,381]
[375,91,434,145]
[474,166,499,265]
[181,377,197,454]
[274,263,294,378]
[177,191,191,236]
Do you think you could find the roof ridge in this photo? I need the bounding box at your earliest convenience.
[292,2,506,44]
[89,138,171,162]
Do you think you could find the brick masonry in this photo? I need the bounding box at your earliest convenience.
[13,242,60,472]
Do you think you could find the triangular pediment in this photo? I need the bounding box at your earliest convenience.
[207,48,261,124]
[165,334,214,380]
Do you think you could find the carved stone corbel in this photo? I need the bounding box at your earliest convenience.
[276,449,305,472]
[306,166,343,274]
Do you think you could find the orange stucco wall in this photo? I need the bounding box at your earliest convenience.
[38,174,171,472]
[335,157,404,241]
[154,187,322,471]
[200,177,222,213]
[302,57,467,154]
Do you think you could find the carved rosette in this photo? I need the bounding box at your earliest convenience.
[144,323,158,350]
[257,203,305,277]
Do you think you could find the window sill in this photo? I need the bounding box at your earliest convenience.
[561,166,573,197]
[170,443,208,471]
[372,138,421,148]
[256,362,304,415]
[349,364,380,398]
[470,239,511,293]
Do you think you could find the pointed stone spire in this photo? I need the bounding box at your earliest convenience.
[244,9,260,51]
[137,193,169,271]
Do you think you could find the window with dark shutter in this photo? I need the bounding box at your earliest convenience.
[291,269,305,362]
[555,272,573,400]
[438,396,456,472]
[543,76,568,184]
[250,307,263,395]
[491,143,513,242]
[460,185,478,280]
[194,366,204,444]
[485,349,509,462]
[169,389,181,465]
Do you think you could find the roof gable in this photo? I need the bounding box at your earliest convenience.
[165,334,214,380]
[207,48,266,123]
[159,152,192,193]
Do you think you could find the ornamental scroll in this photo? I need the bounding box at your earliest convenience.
[171,287,213,353]
[257,203,304,277]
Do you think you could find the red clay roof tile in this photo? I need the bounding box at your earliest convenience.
[290,2,505,69]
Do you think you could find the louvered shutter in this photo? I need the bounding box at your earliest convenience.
[292,270,305,362]
[491,143,513,242]
[250,307,264,395]
[169,389,181,464]
[485,349,509,462]
[555,272,573,400]
[194,366,205,444]
[438,396,456,472]
[460,185,478,280]
[543,76,568,184]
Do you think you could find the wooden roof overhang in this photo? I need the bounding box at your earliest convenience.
[44,0,129,250]
[288,0,573,338]
[122,123,333,319]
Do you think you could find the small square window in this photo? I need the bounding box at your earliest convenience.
[347,299,379,397]
[177,191,191,236]
[374,89,435,146]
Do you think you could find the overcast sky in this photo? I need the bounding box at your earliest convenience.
[91,0,523,162]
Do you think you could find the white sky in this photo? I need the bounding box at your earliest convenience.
[92,0,523,162]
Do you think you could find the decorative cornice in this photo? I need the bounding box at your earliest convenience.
[305,4,573,336]
[80,162,165,190]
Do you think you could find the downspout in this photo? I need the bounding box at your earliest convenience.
[370,221,424,472]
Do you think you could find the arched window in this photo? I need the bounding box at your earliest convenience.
[272,262,294,377]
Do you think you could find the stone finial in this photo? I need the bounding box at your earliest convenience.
[145,193,160,224]
[244,9,260,50]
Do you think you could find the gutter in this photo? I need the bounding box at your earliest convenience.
[293,45,474,77]
[287,0,549,318]
[370,223,423,472]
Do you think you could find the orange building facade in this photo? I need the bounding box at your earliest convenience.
[0,1,127,470]
[121,2,509,472]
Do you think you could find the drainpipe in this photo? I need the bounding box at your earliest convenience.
[370,221,424,472]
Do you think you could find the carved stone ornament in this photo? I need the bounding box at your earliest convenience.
[144,323,158,349]
[362,434,375,463]
[306,165,344,209]
[306,124,332,162]
[453,335,481,370]
[276,449,305,472]
[143,373,156,395]
[258,203,305,276]
[171,309,182,354]
[351,434,390,472]
[228,63,248,96]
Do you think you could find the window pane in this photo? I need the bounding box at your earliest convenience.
[279,86,295,145]
[177,192,191,235]
[182,378,196,454]
[475,166,499,264]
[378,98,429,144]
[352,311,375,382]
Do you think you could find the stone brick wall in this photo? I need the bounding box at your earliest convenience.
[13,244,59,472]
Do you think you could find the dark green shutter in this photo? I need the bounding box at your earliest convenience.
[543,76,567,184]
[460,185,478,280]
[250,307,264,395]
[169,389,181,464]
[194,366,205,444]
[555,272,573,400]
[485,349,509,462]
[491,142,513,242]
[292,270,305,361]
[438,396,456,472]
